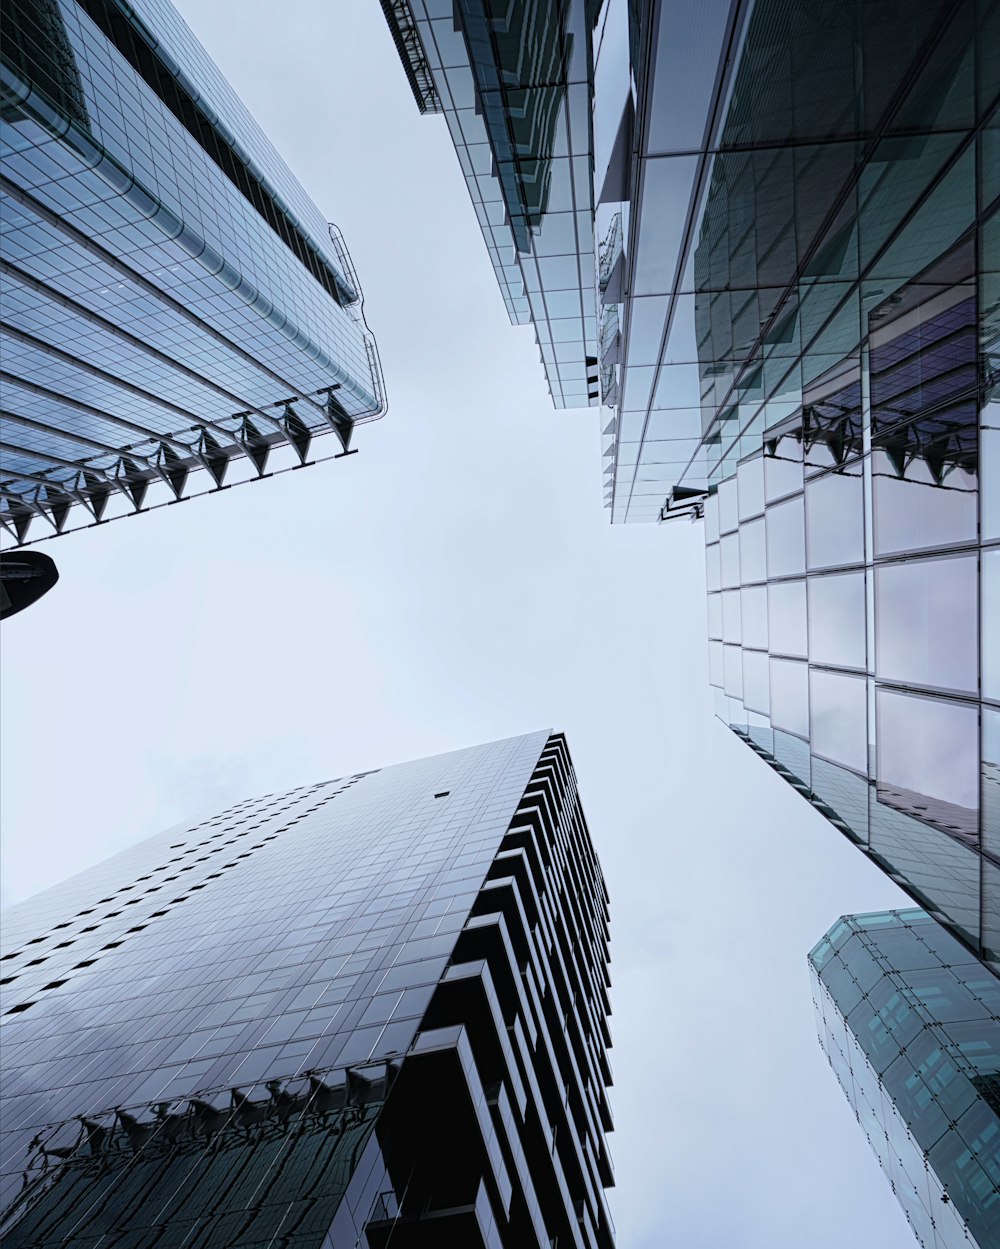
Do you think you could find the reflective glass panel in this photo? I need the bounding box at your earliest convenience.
[737,455,765,520]
[707,591,723,639]
[743,649,770,714]
[811,670,868,774]
[764,434,803,502]
[722,589,741,643]
[876,689,979,841]
[724,644,743,698]
[766,495,806,577]
[806,467,865,569]
[739,517,767,583]
[771,658,809,738]
[706,542,721,591]
[741,585,769,649]
[719,477,739,533]
[876,555,978,693]
[809,572,867,669]
[721,532,740,588]
[768,579,807,657]
[984,548,999,702]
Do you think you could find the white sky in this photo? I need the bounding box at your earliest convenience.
[0,2,915,1244]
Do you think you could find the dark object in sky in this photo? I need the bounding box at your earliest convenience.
[0,549,58,619]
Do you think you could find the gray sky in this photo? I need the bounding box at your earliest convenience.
[0,2,915,1244]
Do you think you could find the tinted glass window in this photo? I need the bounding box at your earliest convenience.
[809,572,867,669]
[876,555,977,693]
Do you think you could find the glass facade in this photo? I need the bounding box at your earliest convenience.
[380,0,600,409]
[0,0,385,545]
[0,731,614,1248]
[810,909,1000,1248]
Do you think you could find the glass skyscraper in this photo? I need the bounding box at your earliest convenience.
[0,0,385,545]
[0,731,614,1248]
[382,0,998,974]
[810,908,1000,1248]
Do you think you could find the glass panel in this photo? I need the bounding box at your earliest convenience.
[876,555,978,694]
[771,657,809,738]
[764,431,803,502]
[767,579,807,657]
[876,689,979,843]
[805,466,865,569]
[873,451,978,557]
[811,670,868,774]
[707,591,722,639]
[743,649,769,714]
[985,708,1000,862]
[739,517,767,583]
[723,644,743,698]
[766,494,806,577]
[703,490,720,543]
[719,476,738,533]
[722,589,741,643]
[809,571,867,669]
[737,455,765,520]
[984,548,999,702]
[741,584,768,649]
[706,542,721,591]
[721,532,740,588]
[708,639,723,686]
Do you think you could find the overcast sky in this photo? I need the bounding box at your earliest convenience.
[0,2,916,1245]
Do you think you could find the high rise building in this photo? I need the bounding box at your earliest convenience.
[809,908,1000,1248]
[380,0,998,970]
[1,0,385,547]
[0,731,614,1248]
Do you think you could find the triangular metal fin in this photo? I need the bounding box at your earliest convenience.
[201,432,230,487]
[241,418,270,475]
[161,444,190,498]
[282,407,312,463]
[83,473,110,521]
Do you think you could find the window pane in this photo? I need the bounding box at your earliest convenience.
[806,466,865,569]
[706,542,721,590]
[704,490,720,543]
[768,579,807,657]
[741,585,768,649]
[709,639,723,686]
[719,476,739,533]
[771,657,809,738]
[876,688,979,842]
[722,589,741,643]
[984,548,1000,701]
[873,450,978,556]
[738,455,765,520]
[744,649,770,714]
[876,555,978,693]
[985,707,1000,861]
[809,572,867,669]
[765,433,803,502]
[721,532,740,588]
[811,670,867,773]
[707,591,722,639]
[740,517,767,583]
[724,644,743,698]
[766,495,806,577]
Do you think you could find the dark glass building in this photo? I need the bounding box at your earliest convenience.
[810,909,1000,1248]
[381,0,998,971]
[0,0,385,546]
[0,731,614,1248]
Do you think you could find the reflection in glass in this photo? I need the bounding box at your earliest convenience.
[985,707,1000,860]
[719,477,738,533]
[743,649,769,714]
[770,658,809,738]
[876,555,977,693]
[876,688,979,843]
[766,495,806,577]
[811,670,867,774]
[741,585,768,649]
[806,467,864,569]
[809,572,867,669]
[738,455,765,519]
[768,579,807,657]
[765,431,803,501]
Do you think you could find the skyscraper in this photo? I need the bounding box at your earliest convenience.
[1,0,385,546]
[810,909,1000,1248]
[0,731,614,1248]
[380,0,998,971]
